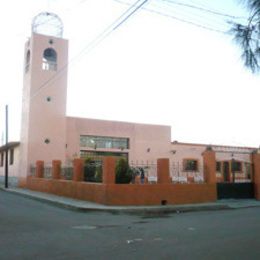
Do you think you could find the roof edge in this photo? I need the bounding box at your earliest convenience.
[0,142,20,152]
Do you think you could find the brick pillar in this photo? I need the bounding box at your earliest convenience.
[251,151,260,200]
[35,160,44,178]
[157,158,171,184]
[52,160,61,180]
[73,159,84,182]
[102,157,116,184]
[203,147,216,184]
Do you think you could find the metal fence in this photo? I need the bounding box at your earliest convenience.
[30,165,36,177]
[130,161,157,183]
[61,166,73,180]
[84,161,103,183]
[44,166,52,179]
[170,162,204,183]
[130,161,204,183]
[29,164,70,179]
[30,160,204,184]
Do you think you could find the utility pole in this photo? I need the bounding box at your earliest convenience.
[5,105,8,188]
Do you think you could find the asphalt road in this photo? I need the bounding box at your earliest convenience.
[1,190,260,260]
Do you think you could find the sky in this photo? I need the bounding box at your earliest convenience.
[0,0,260,147]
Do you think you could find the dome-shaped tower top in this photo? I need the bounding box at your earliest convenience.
[32,12,63,38]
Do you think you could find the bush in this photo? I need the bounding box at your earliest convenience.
[115,158,132,184]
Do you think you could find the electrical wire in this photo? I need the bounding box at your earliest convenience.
[114,0,227,33]
[30,0,244,100]
[151,0,230,32]
[116,0,246,33]
[162,0,248,20]
[30,0,149,100]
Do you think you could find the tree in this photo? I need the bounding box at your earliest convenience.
[230,0,260,73]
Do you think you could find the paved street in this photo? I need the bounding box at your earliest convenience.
[1,190,260,260]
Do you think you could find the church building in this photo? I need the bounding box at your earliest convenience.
[0,12,256,190]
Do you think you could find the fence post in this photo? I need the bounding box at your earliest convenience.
[73,158,84,182]
[103,157,116,184]
[251,150,260,200]
[202,146,216,184]
[35,160,44,178]
[52,160,61,180]
[157,158,171,184]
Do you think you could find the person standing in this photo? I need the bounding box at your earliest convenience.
[140,167,145,184]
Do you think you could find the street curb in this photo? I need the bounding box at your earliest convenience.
[3,186,260,214]
[0,187,112,213]
[0,187,245,215]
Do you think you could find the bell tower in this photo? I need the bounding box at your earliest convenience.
[19,12,68,182]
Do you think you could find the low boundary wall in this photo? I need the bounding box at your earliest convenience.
[25,177,217,205]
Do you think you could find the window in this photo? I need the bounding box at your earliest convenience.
[183,159,198,171]
[231,160,242,172]
[42,48,57,71]
[80,135,129,150]
[25,50,30,73]
[9,149,14,165]
[0,153,4,167]
[216,161,221,172]
[80,151,128,161]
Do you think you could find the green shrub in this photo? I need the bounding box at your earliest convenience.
[115,158,132,184]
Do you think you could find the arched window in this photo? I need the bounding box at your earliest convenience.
[42,48,57,71]
[25,50,30,73]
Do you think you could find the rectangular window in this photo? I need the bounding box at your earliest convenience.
[183,159,198,171]
[9,149,14,165]
[80,151,128,162]
[231,161,242,172]
[80,135,129,150]
[216,161,221,172]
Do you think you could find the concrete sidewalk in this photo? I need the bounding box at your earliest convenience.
[1,186,260,214]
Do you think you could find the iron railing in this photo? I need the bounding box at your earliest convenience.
[30,161,205,184]
[84,161,103,183]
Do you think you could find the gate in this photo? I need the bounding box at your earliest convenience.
[217,183,254,199]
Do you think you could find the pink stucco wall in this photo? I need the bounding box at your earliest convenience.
[19,33,68,178]
[65,116,172,165]
[171,142,254,182]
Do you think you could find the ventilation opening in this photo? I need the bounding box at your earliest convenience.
[44,138,50,144]
[161,200,167,205]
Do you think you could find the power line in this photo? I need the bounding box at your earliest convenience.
[151,0,229,32]
[115,0,248,34]
[30,0,150,100]
[114,0,227,33]
[113,0,149,30]
[162,0,247,20]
